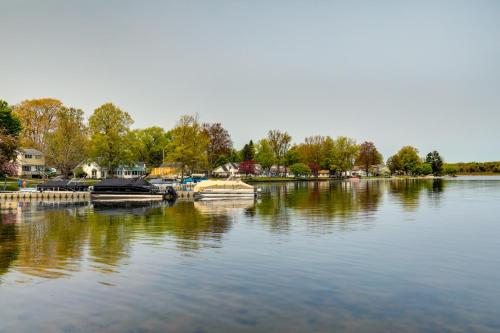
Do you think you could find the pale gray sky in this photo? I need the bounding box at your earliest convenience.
[1,0,499,162]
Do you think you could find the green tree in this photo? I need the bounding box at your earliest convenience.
[268,130,292,176]
[425,151,444,175]
[166,115,209,179]
[0,100,21,136]
[290,163,311,177]
[297,136,325,166]
[0,100,21,181]
[129,127,171,168]
[227,148,242,163]
[255,139,275,175]
[399,146,421,175]
[329,136,359,177]
[355,141,383,176]
[241,140,255,161]
[46,107,89,177]
[386,155,402,174]
[88,103,133,176]
[415,163,433,175]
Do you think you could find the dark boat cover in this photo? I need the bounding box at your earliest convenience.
[92,178,158,194]
[37,180,90,192]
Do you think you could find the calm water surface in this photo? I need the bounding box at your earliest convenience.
[1,178,500,333]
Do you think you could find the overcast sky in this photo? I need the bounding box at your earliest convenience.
[1,0,499,162]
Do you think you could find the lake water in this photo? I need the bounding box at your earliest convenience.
[1,178,500,333]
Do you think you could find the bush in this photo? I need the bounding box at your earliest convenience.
[74,166,87,178]
[415,163,433,175]
[290,163,312,177]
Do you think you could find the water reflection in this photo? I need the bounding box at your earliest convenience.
[0,179,447,281]
[1,178,499,333]
[0,214,18,279]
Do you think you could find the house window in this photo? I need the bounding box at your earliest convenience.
[36,166,44,171]
[22,165,31,171]
[24,154,32,159]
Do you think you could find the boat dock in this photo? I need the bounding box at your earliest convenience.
[0,190,197,210]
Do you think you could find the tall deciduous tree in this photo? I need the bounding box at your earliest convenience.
[13,98,62,152]
[46,107,88,177]
[297,136,325,166]
[88,103,133,176]
[129,127,171,168]
[255,139,275,175]
[387,146,421,175]
[268,130,292,176]
[203,123,232,169]
[355,141,383,176]
[329,136,359,177]
[166,115,209,179]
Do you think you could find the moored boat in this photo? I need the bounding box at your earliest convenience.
[193,179,258,200]
[91,178,175,201]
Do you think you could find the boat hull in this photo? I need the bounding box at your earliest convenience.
[91,193,165,201]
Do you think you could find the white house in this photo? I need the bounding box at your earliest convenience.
[115,162,147,178]
[76,161,146,179]
[212,162,240,178]
[16,148,45,177]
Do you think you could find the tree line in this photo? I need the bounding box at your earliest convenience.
[0,97,464,179]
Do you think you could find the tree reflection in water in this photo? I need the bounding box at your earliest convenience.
[0,179,445,280]
[0,213,19,281]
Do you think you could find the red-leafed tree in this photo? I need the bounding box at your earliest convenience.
[355,141,383,176]
[308,162,320,177]
[239,160,256,176]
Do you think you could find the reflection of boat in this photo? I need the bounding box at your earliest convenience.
[194,199,255,214]
[193,179,258,200]
[92,200,174,215]
[91,178,175,201]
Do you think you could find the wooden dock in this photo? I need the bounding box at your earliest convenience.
[0,191,90,210]
[0,191,90,201]
[0,190,196,210]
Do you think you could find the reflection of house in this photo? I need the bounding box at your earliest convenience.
[76,161,147,179]
[150,162,183,177]
[16,148,45,177]
[212,162,239,177]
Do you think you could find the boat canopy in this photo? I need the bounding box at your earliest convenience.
[37,179,90,191]
[193,180,254,192]
[94,178,153,188]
